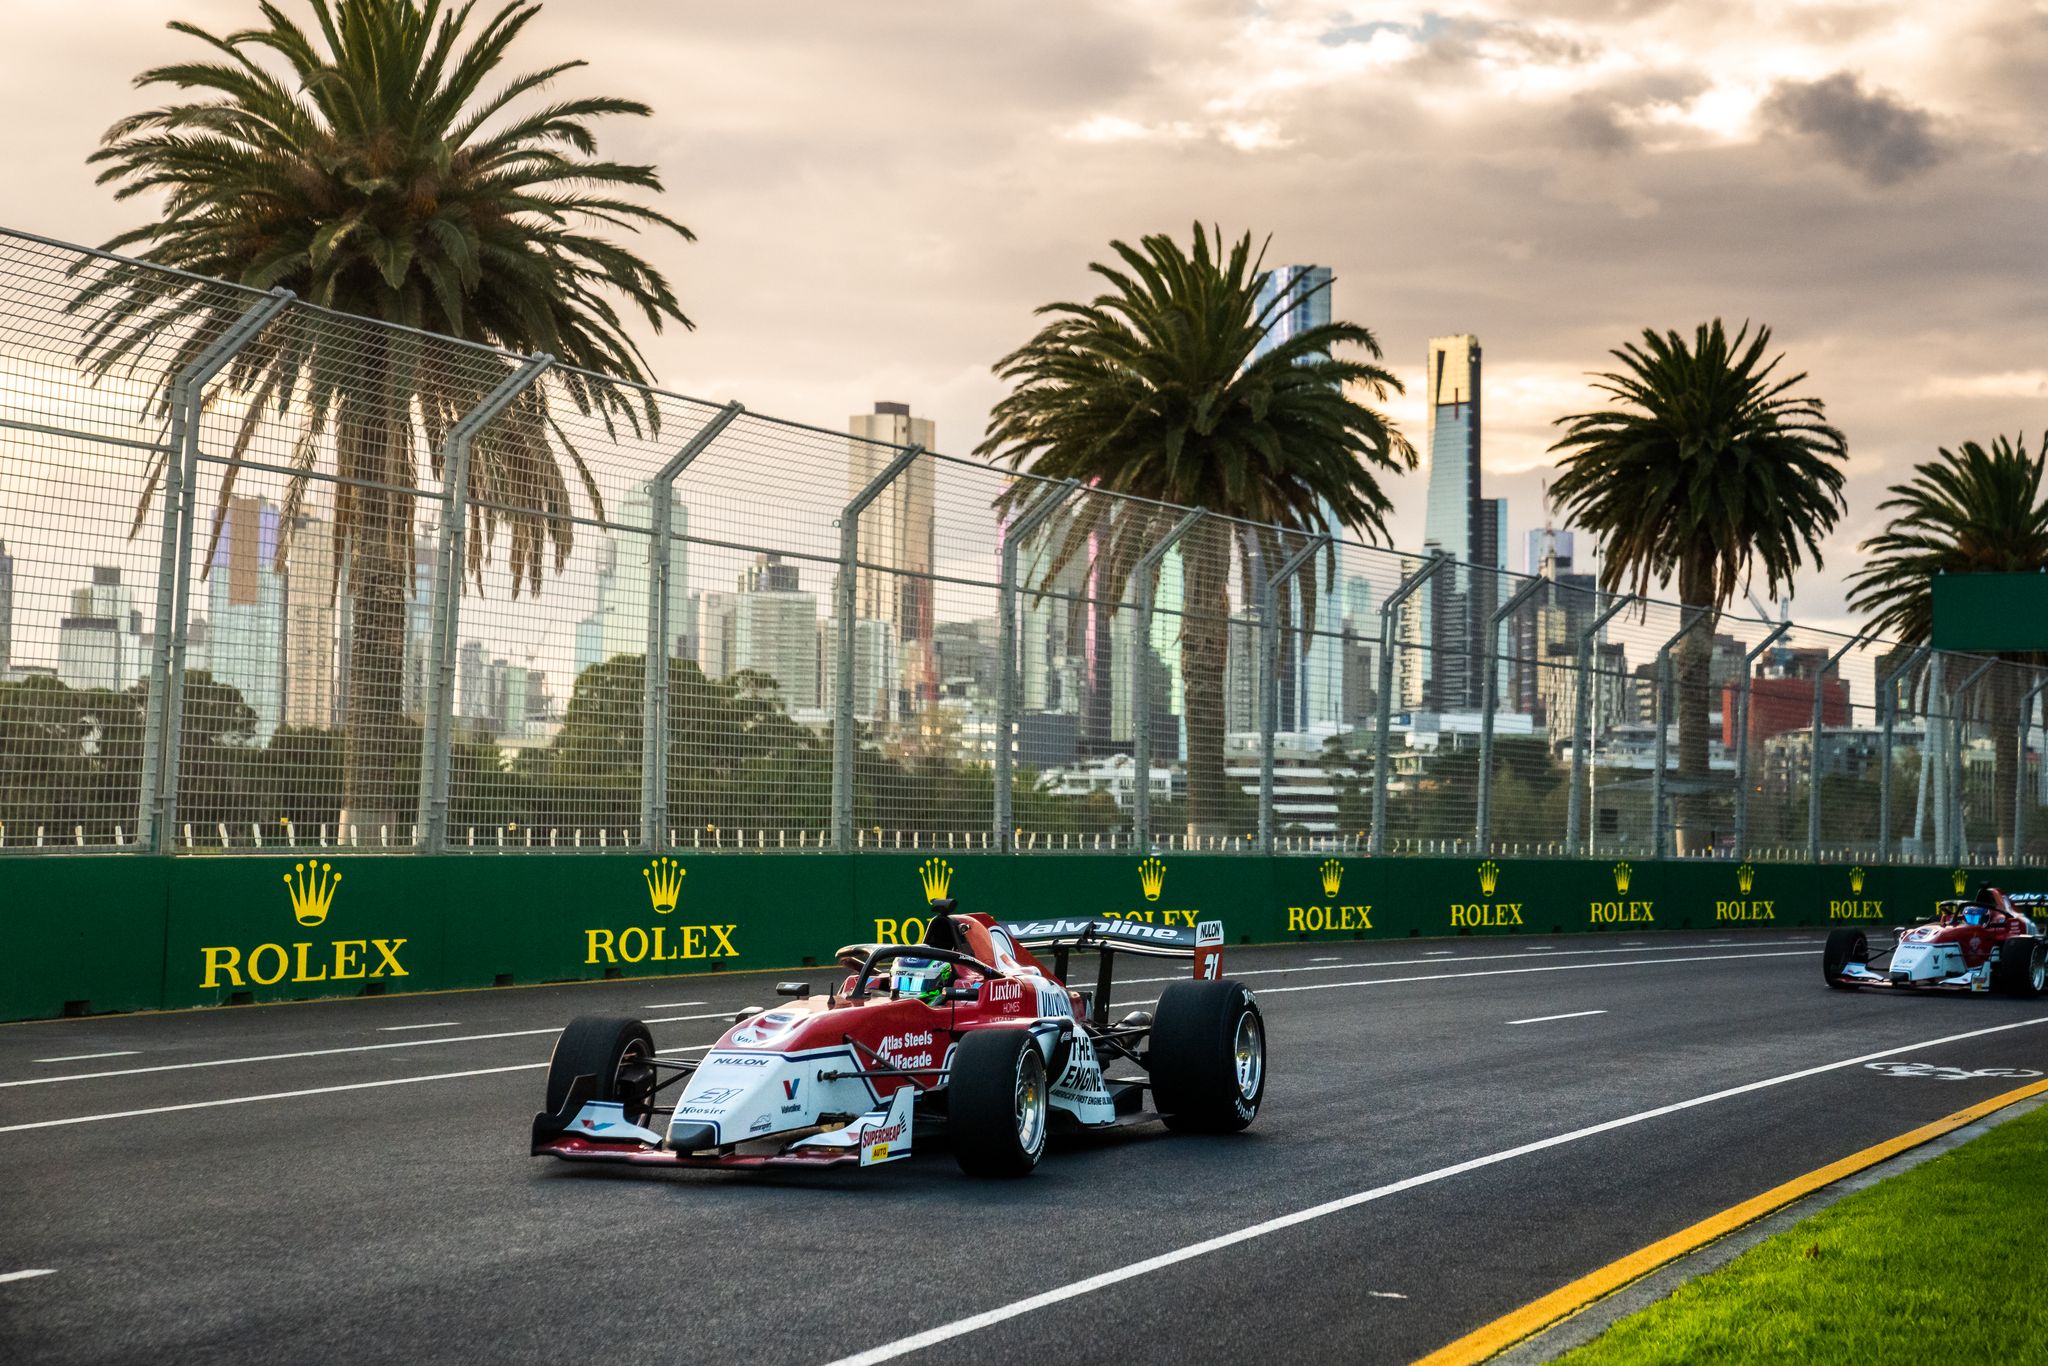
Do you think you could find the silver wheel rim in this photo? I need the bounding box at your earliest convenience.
[1014,1051,1046,1155]
[2031,951,2045,994]
[1234,1012,1264,1101]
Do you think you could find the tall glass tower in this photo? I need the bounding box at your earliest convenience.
[1252,266,1341,732]
[1411,334,1487,710]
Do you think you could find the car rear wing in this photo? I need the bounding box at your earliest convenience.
[1004,917,1224,1023]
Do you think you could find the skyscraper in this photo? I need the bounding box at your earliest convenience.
[208,497,286,738]
[1409,335,1490,710]
[282,511,338,729]
[732,553,820,711]
[1252,265,1341,730]
[848,403,936,716]
[573,481,693,677]
[57,566,142,692]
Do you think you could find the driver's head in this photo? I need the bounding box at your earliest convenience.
[890,956,954,1004]
[1964,907,1985,926]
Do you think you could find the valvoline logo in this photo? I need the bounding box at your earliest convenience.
[782,1077,800,1101]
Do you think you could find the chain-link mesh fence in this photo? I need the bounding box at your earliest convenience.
[4,224,2044,861]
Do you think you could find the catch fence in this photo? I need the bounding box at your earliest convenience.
[2,225,2042,864]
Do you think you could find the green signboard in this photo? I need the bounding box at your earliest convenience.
[1930,572,2048,651]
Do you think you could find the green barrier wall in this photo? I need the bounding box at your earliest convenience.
[0,850,2001,1021]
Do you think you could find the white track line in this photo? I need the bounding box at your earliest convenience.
[1122,940,1792,986]
[376,1022,458,1032]
[1254,950,1807,997]
[1507,1010,1608,1026]
[0,1011,733,1089]
[0,1269,56,1283]
[823,1013,2048,1366]
[32,1052,139,1063]
[643,1000,709,1009]
[0,1044,722,1132]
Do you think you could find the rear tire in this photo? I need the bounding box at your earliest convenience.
[1149,980,1265,1133]
[544,1015,656,1128]
[1822,929,1867,990]
[949,1029,1048,1177]
[1991,936,2046,999]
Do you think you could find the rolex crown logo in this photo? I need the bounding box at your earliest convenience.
[1138,857,1166,903]
[1319,859,1344,898]
[643,857,685,914]
[1736,863,1756,895]
[1849,865,1866,894]
[1952,868,1968,896]
[1612,861,1632,894]
[283,861,340,927]
[920,857,954,904]
[1478,860,1500,898]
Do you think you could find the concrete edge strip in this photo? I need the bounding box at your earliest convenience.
[1411,1075,2048,1366]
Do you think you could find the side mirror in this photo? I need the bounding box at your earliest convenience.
[775,981,812,998]
[942,985,978,1002]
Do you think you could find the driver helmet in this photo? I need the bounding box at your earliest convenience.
[890,956,954,1004]
[1964,906,1985,927]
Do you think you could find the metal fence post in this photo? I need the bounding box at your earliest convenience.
[1371,553,1448,856]
[139,288,295,853]
[1732,622,1792,859]
[1949,658,1996,865]
[1877,646,1927,864]
[642,402,744,853]
[1476,575,1548,853]
[1566,595,1633,854]
[994,479,1079,852]
[2015,673,2048,860]
[1651,608,1712,859]
[834,443,924,851]
[415,354,554,853]
[1260,533,1328,852]
[1806,632,1866,862]
[1133,511,1205,853]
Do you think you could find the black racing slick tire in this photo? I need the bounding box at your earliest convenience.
[949,1028,1048,1178]
[1991,937,2047,1000]
[1822,929,1867,990]
[1149,980,1265,1133]
[545,1015,656,1129]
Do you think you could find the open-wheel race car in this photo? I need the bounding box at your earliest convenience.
[530,900,1265,1177]
[1824,885,2048,997]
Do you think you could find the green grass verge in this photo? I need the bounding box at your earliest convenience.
[1557,1101,2048,1365]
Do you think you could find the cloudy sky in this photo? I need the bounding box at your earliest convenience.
[6,0,2044,631]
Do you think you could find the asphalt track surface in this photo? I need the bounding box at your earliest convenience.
[4,929,2046,1365]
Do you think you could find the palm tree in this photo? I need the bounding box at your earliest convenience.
[976,225,1414,834]
[1549,321,1847,854]
[1848,434,2048,857]
[78,0,692,828]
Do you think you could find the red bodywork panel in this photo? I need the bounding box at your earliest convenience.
[1903,891,2038,968]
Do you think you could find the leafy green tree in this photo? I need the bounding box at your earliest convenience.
[978,225,1413,833]
[1549,321,1846,853]
[82,0,692,826]
[1848,433,2048,856]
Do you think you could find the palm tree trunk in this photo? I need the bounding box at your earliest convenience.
[1673,554,1718,855]
[337,380,416,833]
[1180,518,1231,836]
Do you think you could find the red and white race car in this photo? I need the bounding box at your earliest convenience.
[530,900,1265,1177]
[1824,886,2047,997]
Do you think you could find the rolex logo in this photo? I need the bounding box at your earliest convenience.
[920,857,953,904]
[1320,859,1344,898]
[1849,866,1866,894]
[283,861,341,927]
[1139,857,1166,902]
[643,857,685,914]
[1737,864,1755,895]
[1612,861,1632,894]
[1952,868,1967,896]
[1477,860,1500,898]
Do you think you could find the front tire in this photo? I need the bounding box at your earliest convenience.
[1149,980,1265,1133]
[949,1029,1048,1177]
[544,1015,656,1129]
[1991,936,2046,999]
[1822,929,1867,990]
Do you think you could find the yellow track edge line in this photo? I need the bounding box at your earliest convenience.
[1413,1075,2048,1366]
